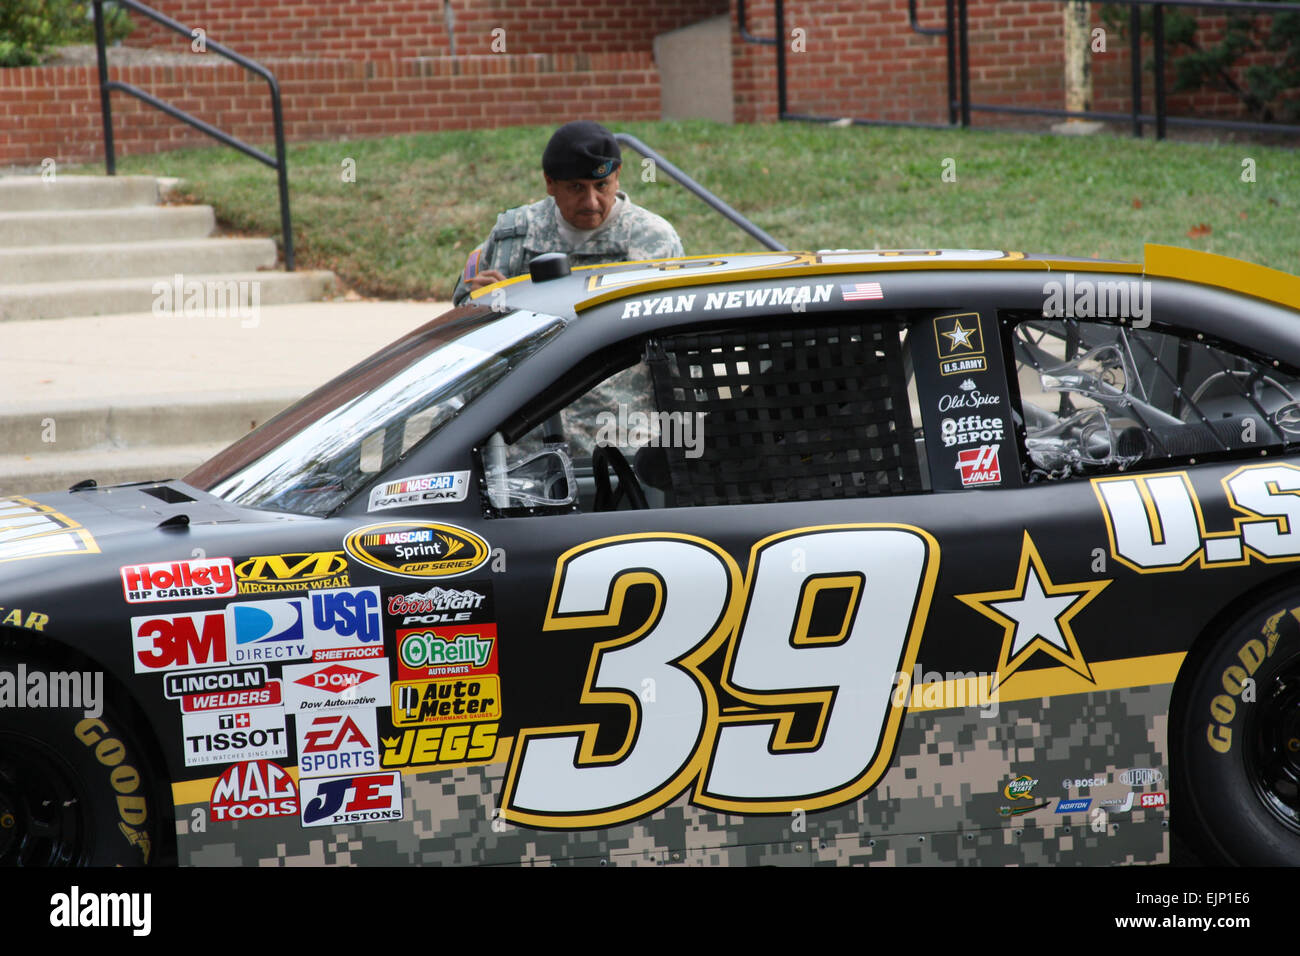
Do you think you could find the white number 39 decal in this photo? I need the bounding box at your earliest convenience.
[501,525,939,828]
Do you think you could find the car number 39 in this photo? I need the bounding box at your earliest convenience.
[501,526,940,828]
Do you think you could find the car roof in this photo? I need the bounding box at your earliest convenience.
[468,244,1300,318]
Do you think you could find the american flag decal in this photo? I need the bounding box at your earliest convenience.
[840,282,884,301]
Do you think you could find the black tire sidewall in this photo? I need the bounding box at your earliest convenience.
[0,652,159,866]
[1177,593,1300,865]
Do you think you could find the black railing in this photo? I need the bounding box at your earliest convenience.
[92,0,295,269]
[746,0,1300,140]
[614,133,787,252]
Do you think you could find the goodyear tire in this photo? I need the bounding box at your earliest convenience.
[1176,592,1300,864]
[0,650,161,866]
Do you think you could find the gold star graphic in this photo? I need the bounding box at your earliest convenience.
[942,318,976,351]
[956,532,1109,690]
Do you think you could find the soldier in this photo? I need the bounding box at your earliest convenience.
[451,120,682,306]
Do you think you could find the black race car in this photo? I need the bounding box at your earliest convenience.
[5,245,1300,866]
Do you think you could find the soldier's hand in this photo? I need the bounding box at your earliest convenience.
[466,269,507,291]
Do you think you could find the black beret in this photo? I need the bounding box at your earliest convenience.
[542,121,622,180]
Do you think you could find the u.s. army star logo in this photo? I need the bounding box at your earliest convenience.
[956,532,1109,690]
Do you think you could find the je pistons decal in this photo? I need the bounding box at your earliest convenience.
[367,471,470,511]
[933,312,987,376]
[344,522,489,579]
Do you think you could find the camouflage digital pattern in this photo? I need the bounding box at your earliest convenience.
[176,684,1169,866]
[451,193,683,306]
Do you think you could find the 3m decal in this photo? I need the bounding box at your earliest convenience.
[210,759,298,821]
[132,611,228,673]
[933,312,987,376]
[235,551,350,594]
[344,523,489,579]
[299,772,403,827]
[0,497,98,563]
[121,558,235,603]
[1093,464,1300,573]
[367,471,471,511]
[956,533,1109,690]
[391,676,501,726]
[502,525,938,828]
[380,722,500,769]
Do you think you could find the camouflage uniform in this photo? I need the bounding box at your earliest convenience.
[451,192,682,306]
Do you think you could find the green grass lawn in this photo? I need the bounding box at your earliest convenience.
[102,120,1300,300]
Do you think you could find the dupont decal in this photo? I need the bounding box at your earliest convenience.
[210,759,298,822]
[282,658,389,712]
[182,709,288,767]
[300,772,403,827]
[344,522,489,579]
[165,665,268,700]
[933,312,987,376]
[132,611,228,674]
[386,582,493,626]
[368,471,470,512]
[235,551,349,594]
[296,710,380,778]
[392,676,501,726]
[121,558,235,604]
[1119,768,1163,786]
[0,497,98,563]
[380,721,500,770]
[954,444,1001,487]
[396,625,498,681]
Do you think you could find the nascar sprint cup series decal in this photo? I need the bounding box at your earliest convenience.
[344,522,490,579]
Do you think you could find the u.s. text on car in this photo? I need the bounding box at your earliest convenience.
[5,245,1300,866]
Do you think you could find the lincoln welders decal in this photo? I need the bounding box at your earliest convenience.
[344,522,489,579]
[0,497,98,563]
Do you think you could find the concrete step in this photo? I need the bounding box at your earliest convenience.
[0,442,230,496]
[0,205,217,247]
[0,390,297,456]
[0,175,162,212]
[0,237,277,284]
[0,270,337,322]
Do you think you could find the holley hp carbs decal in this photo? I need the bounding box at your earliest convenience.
[344,522,489,579]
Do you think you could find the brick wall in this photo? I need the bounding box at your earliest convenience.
[0,53,660,167]
[128,0,728,58]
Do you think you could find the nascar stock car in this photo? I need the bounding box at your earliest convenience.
[6,245,1300,867]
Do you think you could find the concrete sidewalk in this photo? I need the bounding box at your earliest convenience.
[0,300,451,493]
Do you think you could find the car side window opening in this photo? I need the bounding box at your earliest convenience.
[1009,313,1300,482]
[484,318,931,514]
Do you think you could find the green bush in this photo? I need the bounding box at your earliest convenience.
[0,0,133,68]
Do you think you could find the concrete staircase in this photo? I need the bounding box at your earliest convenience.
[0,175,335,321]
[0,174,340,493]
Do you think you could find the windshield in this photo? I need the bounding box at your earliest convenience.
[190,309,566,516]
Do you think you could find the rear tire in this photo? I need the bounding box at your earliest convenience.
[0,650,161,866]
[1176,590,1300,865]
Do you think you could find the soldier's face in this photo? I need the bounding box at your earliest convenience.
[546,170,619,230]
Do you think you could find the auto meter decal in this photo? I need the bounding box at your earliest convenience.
[344,522,490,579]
[0,497,99,563]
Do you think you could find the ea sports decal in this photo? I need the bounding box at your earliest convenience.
[344,522,489,579]
[210,759,299,822]
[367,471,471,511]
[296,710,380,779]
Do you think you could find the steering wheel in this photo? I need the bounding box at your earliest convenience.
[591,444,648,511]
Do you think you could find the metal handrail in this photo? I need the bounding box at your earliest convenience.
[92,0,295,269]
[770,0,1300,141]
[614,133,787,252]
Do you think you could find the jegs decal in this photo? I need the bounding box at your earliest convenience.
[501,525,939,829]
